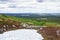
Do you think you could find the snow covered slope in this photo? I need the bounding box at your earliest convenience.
[0,29,43,40]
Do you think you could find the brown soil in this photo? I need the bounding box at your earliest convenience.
[37,27,60,40]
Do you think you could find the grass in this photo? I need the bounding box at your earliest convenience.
[0,14,60,27]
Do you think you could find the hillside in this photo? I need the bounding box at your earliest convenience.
[0,14,60,33]
[0,14,60,26]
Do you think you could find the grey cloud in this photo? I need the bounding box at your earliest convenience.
[8,4,17,8]
[0,0,10,4]
[37,0,44,2]
[0,0,8,1]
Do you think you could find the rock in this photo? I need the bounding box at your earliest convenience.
[0,28,4,33]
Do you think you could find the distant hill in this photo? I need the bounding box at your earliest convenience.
[0,13,60,18]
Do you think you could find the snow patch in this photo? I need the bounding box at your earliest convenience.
[0,29,43,40]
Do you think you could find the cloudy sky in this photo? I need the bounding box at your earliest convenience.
[0,0,60,13]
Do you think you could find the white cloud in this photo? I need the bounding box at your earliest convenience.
[0,0,60,13]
